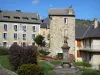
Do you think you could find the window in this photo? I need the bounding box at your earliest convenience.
[32,26,35,32]
[3,33,7,39]
[22,25,26,31]
[13,42,17,44]
[31,18,37,21]
[23,42,26,47]
[77,40,81,47]
[64,18,68,24]
[77,50,81,57]
[3,42,7,47]
[4,24,7,31]
[23,34,26,40]
[22,17,29,20]
[3,16,10,19]
[32,34,35,40]
[14,16,20,19]
[14,25,17,31]
[14,33,17,40]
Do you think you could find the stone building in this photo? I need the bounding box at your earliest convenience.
[75,18,100,70]
[0,10,41,47]
[48,6,75,56]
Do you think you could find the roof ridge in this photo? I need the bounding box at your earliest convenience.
[82,26,91,38]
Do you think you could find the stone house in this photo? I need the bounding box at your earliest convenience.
[48,6,75,56]
[0,10,41,47]
[75,18,100,70]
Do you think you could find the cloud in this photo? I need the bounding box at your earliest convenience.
[50,4,53,7]
[32,0,39,4]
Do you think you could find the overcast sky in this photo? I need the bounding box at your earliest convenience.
[0,0,100,21]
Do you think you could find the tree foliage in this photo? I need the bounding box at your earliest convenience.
[34,35,44,46]
[17,64,43,75]
[8,43,38,70]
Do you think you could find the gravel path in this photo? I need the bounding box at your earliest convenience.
[0,65,18,75]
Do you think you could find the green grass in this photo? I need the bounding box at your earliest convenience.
[0,55,56,75]
[39,61,53,71]
[49,60,62,65]
[0,55,13,70]
[80,68,100,75]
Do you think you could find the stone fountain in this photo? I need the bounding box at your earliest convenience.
[53,36,82,75]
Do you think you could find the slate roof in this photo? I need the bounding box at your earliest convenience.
[83,24,100,38]
[76,24,100,39]
[41,17,50,28]
[75,26,89,39]
[48,6,75,16]
[0,10,41,24]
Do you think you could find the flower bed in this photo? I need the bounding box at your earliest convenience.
[39,56,62,61]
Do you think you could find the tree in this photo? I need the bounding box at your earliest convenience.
[8,43,38,70]
[34,35,44,46]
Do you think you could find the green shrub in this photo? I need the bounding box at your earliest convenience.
[17,64,43,75]
[74,62,92,67]
[0,47,8,55]
[39,50,50,57]
[9,43,38,70]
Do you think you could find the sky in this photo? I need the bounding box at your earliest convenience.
[0,0,100,21]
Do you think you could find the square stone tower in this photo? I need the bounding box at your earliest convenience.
[48,6,75,56]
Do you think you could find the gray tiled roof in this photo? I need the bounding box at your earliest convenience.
[75,26,89,39]
[76,24,100,39]
[0,10,41,24]
[83,24,100,38]
[41,17,50,28]
[48,6,75,16]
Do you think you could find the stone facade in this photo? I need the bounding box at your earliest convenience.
[49,14,75,56]
[0,22,40,47]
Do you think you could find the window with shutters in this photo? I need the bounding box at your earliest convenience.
[3,33,7,39]
[3,42,7,47]
[77,50,81,57]
[22,25,27,32]
[32,26,35,32]
[32,34,35,40]
[14,33,17,40]
[14,25,18,31]
[77,40,81,47]
[4,24,7,31]
[23,34,26,40]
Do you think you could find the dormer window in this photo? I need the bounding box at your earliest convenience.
[31,18,37,21]
[14,16,20,19]
[22,17,29,20]
[3,16,10,19]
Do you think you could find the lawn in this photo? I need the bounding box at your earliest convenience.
[0,55,13,70]
[80,68,100,75]
[49,60,63,65]
[0,55,56,75]
[39,61,56,75]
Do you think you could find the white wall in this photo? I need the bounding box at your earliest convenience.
[91,39,100,50]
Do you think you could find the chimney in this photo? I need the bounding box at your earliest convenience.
[16,10,21,12]
[94,18,98,28]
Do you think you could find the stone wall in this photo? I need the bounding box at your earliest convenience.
[49,16,75,56]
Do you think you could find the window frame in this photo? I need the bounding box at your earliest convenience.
[32,26,36,32]
[23,34,26,40]
[14,24,18,31]
[14,33,17,40]
[64,18,68,24]
[32,34,35,40]
[3,32,7,40]
[4,24,8,31]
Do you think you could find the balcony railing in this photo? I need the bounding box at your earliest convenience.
[80,45,100,52]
